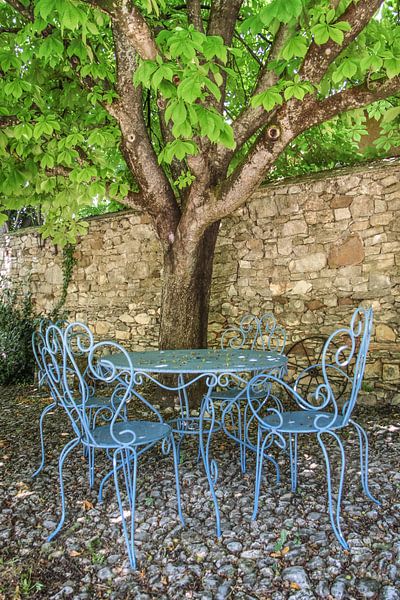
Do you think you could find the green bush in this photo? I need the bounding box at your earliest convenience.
[0,281,37,385]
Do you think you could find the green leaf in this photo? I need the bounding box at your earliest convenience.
[59,1,83,31]
[172,100,187,125]
[218,124,236,149]
[177,76,203,103]
[13,123,32,140]
[384,57,400,79]
[133,60,158,87]
[204,78,221,101]
[311,23,330,45]
[34,120,54,139]
[37,35,64,62]
[35,0,56,20]
[281,35,308,60]
[252,87,283,111]
[327,25,344,45]
[382,106,400,123]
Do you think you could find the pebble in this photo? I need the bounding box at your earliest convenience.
[1,385,399,600]
[356,578,381,598]
[282,566,310,589]
[97,567,114,581]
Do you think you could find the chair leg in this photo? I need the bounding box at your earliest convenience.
[47,437,80,542]
[350,419,381,505]
[113,447,138,569]
[32,402,57,478]
[168,435,185,526]
[289,433,298,493]
[252,427,265,520]
[88,447,95,489]
[317,430,348,550]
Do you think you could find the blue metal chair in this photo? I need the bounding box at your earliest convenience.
[214,313,286,472]
[40,322,184,569]
[245,306,380,549]
[220,312,287,353]
[32,319,116,483]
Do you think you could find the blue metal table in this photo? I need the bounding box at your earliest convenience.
[104,348,287,536]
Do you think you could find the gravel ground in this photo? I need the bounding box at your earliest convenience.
[0,384,399,600]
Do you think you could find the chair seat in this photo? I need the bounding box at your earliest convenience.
[264,410,345,433]
[211,388,245,401]
[91,420,171,447]
[86,396,112,408]
[211,387,265,402]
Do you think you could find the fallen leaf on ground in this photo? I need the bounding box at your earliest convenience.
[290,582,301,590]
[82,500,94,511]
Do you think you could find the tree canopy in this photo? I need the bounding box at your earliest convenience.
[0,0,399,245]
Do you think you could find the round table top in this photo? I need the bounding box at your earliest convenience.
[103,348,287,374]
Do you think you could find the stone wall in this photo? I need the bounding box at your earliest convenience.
[1,159,399,405]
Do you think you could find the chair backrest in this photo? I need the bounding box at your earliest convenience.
[286,335,351,402]
[41,321,165,448]
[220,313,286,354]
[321,306,373,424]
[246,306,373,433]
[292,306,373,424]
[32,318,69,391]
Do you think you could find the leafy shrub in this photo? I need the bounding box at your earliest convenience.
[0,281,37,385]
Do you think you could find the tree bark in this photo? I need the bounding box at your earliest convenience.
[159,221,220,349]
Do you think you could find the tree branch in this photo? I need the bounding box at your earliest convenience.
[199,75,400,227]
[214,23,289,173]
[108,19,180,243]
[299,0,384,84]
[114,2,158,61]
[187,0,204,32]
[4,0,33,21]
[0,116,20,127]
[207,0,244,45]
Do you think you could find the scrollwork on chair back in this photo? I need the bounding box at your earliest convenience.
[220,313,286,354]
[245,373,286,446]
[61,322,97,441]
[339,306,373,423]
[312,306,373,429]
[40,322,68,409]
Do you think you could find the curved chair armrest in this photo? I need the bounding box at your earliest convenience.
[293,363,352,392]
[247,373,337,417]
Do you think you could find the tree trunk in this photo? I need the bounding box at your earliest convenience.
[159,221,220,349]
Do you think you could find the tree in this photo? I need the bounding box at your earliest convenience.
[0,0,399,348]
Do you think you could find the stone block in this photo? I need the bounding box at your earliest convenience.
[350,195,374,218]
[282,219,308,237]
[277,237,292,255]
[248,197,277,219]
[134,313,151,325]
[274,194,299,215]
[383,363,399,381]
[328,234,364,268]
[330,195,353,209]
[290,253,327,273]
[45,264,63,285]
[375,324,396,342]
[334,208,351,220]
[369,273,391,291]
[370,213,393,226]
[289,280,312,295]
